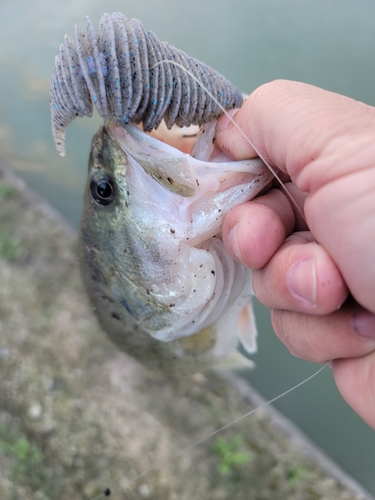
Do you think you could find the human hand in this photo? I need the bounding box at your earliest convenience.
[215,80,375,429]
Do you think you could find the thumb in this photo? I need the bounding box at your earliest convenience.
[216,79,375,189]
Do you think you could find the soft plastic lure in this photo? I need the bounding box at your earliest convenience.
[50,12,243,156]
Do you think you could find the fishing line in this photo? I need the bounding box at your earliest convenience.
[133,363,328,481]
[89,364,327,498]
[152,60,307,223]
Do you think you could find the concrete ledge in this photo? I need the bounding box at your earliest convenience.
[0,159,372,500]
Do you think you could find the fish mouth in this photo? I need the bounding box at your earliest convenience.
[106,120,202,197]
[104,119,200,155]
[106,119,273,197]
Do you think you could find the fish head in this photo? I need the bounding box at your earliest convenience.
[79,120,273,371]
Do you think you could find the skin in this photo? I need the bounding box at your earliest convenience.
[215,80,375,429]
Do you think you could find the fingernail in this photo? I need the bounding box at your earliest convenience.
[354,311,375,340]
[227,224,242,261]
[287,259,317,306]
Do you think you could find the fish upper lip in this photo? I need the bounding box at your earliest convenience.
[107,119,188,159]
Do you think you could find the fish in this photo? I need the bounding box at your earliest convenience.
[79,120,273,371]
[51,13,274,371]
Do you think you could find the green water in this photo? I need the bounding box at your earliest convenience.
[1,0,374,495]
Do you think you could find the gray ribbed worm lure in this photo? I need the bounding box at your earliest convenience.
[50,12,243,156]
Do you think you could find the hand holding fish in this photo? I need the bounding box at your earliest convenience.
[217,80,375,429]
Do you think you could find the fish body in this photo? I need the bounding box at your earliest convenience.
[79,121,273,371]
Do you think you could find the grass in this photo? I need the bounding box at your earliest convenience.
[0,182,21,260]
[0,183,17,200]
[0,422,46,490]
[211,435,251,476]
[0,229,20,260]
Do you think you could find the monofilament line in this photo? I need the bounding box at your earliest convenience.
[90,364,327,497]
[134,363,328,480]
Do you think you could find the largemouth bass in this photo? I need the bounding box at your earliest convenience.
[79,121,273,371]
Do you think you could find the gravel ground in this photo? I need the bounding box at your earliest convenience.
[0,166,369,500]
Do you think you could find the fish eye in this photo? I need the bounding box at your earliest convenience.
[90,174,116,206]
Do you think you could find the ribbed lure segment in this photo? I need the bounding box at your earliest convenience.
[50,12,243,156]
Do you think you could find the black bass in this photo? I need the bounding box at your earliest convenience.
[79,121,273,371]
